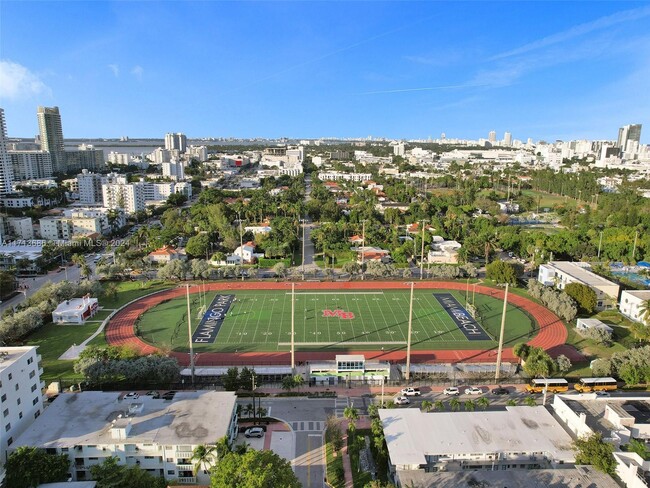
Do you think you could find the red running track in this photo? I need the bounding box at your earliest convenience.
[105,281,585,366]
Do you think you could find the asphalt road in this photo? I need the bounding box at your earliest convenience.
[0,256,97,313]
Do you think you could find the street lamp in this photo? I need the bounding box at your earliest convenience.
[404,281,415,382]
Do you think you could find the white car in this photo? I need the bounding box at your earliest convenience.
[124,392,139,399]
[400,387,421,396]
[244,427,264,438]
[464,387,483,395]
[394,396,410,405]
[595,391,611,397]
[443,387,460,396]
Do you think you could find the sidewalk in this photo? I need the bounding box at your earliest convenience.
[256,383,527,396]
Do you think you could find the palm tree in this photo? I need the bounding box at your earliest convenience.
[464,399,476,411]
[477,397,490,410]
[191,444,217,475]
[506,399,518,407]
[420,400,433,412]
[433,400,445,411]
[524,396,537,407]
[245,403,254,418]
[449,397,461,411]
[638,299,650,326]
[343,405,359,439]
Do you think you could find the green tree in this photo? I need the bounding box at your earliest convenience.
[564,282,597,314]
[485,259,521,285]
[344,405,360,439]
[433,400,445,411]
[477,397,490,410]
[524,396,537,407]
[449,397,461,411]
[638,299,650,326]
[210,449,301,488]
[420,400,433,412]
[555,354,572,373]
[572,432,617,475]
[523,346,556,377]
[167,192,188,206]
[192,444,218,475]
[506,399,518,406]
[3,447,70,488]
[513,342,531,360]
[464,399,476,411]
[186,234,211,258]
[90,456,167,488]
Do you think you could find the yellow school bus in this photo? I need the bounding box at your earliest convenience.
[574,377,618,393]
[525,378,569,393]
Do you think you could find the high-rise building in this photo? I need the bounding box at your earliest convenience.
[617,124,642,151]
[102,182,146,214]
[0,346,44,477]
[162,160,185,180]
[37,106,66,173]
[77,170,104,204]
[64,144,105,172]
[504,131,512,146]
[0,109,13,196]
[488,130,496,143]
[8,151,53,180]
[164,133,187,153]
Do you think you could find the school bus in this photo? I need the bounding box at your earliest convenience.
[574,377,618,393]
[525,378,569,393]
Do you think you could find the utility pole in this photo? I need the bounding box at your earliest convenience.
[494,283,509,382]
[419,220,427,280]
[633,230,639,261]
[598,231,603,259]
[239,216,244,281]
[186,285,195,386]
[291,282,295,373]
[301,218,306,280]
[252,374,256,421]
[405,282,415,382]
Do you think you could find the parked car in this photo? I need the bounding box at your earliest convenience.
[162,391,177,400]
[491,386,510,395]
[124,392,139,399]
[443,387,460,396]
[394,396,410,405]
[464,387,483,395]
[400,387,421,396]
[244,427,265,438]
[595,391,611,397]
[146,391,160,399]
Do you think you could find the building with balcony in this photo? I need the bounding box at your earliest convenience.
[0,346,44,479]
[11,391,238,485]
[379,406,575,485]
[538,261,619,310]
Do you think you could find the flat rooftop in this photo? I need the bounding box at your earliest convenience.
[13,391,236,448]
[379,406,575,466]
[622,289,650,299]
[396,466,619,488]
[546,261,618,289]
[0,346,37,374]
[559,394,650,436]
[53,298,98,314]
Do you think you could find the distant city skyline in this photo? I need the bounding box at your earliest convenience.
[1,2,649,142]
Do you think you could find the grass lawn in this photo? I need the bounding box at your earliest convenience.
[325,441,344,488]
[521,189,571,208]
[349,430,373,488]
[23,280,173,380]
[26,323,99,382]
[136,288,535,353]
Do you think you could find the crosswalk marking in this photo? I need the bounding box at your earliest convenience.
[290,421,325,432]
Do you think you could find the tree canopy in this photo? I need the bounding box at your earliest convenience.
[3,447,70,488]
[210,448,300,488]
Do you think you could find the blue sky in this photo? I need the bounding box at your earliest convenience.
[1,1,649,142]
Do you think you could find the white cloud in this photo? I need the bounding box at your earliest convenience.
[0,60,51,100]
[131,65,144,81]
[108,64,120,77]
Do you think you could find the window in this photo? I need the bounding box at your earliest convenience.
[167,470,175,475]
[27,357,33,364]
[14,384,19,391]
[34,410,40,419]
[1,394,5,402]
[31,384,37,392]
[8,373,12,380]
[166,458,173,462]
[18,412,22,419]
[5,423,10,432]
[16,398,21,405]
[32,397,38,406]
[29,371,35,379]
[89,457,98,460]
[2,409,7,418]
[7,437,12,446]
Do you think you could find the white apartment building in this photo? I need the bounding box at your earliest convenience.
[317,171,372,182]
[5,217,34,240]
[379,406,574,482]
[393,142,405,156]
[151,147,171,164]
[39,217,74,240]
[165,132,187,153]
[0,346,44,477]
[427,236,461,264]
[0,243,43,273]
[0,109,13,196]
[187,145,208,161]
[64,207,125,234]
[140,181,192,204]
[8,150,53,180]
[107,152,131,165]
[162,160,185,180]
[77,170,122,205]
[11,391,238,485]
[619,289,650,324]
[538,261,620,310]
[102,182,146,214]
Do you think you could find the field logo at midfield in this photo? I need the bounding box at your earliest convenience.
[433,293,491,341]
[192,294,235,344]
[322,309,355,320]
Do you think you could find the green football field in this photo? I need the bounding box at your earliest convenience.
[135,289,536,353]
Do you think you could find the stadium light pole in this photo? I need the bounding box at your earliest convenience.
[405,281,415,382]
[301,218,306,280]
[186,284,195,386]
[291,282,296,373]
[361,220,366,281]
[494,283,509,382]
[419,220,428,280]
[236,212,245,281]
